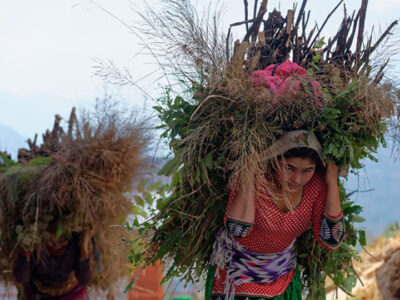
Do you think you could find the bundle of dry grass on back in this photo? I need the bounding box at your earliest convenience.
[0,100,149,291]
[135,0,399,297]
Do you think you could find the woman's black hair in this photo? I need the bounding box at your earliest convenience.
[281,147,324,173]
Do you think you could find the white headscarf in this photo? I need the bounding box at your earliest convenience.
[262,130,326,167]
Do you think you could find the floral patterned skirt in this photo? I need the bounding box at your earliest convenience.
[206,264,302,300]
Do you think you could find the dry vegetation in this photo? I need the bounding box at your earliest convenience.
[0,100,150,292]
[326,225,400,299]
[138,0,400,297]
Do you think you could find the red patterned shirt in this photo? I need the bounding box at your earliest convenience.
[211,173,343,298]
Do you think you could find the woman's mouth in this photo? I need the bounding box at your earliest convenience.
[288,183,300,190]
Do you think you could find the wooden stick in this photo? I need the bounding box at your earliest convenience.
[301,11,307,41]
[373,58,390,84]
[369,20,398,55]
[27,138,33,151]
[360,28,375,70]
[324,32,339,57]
[271,12,286,41]
[308,0,344,51]
[253,0,259,19]
[243,0,267,42]
[286,9,294,34]
[336,6,349,56]
[32,134,37,149]
[304,23,317,50]
[355,0,368,70]
[226,26,232,63]
[230,18,257,28]
[258,31,266,44]
[252,0,268,42]
[304,10,311,31]
[295,0,307,28]
[345,10,360,53]
[244,0,249,31]
[68,107,76,137]
[226,18,258,62]
[285,10,294,48]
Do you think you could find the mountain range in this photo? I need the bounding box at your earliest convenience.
[0,123,26,160]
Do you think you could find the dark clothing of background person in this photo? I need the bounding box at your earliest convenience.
[12,234,93,300]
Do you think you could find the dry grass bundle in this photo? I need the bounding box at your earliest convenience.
[132,0,400,296]
[0,99,149,290]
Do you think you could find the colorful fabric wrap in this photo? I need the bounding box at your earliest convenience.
[206,267,302,300]
[211,229,297,300]
[23,282,89,300]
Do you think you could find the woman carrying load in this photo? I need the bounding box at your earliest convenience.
[12,224,94,300]
[207,130,344,300]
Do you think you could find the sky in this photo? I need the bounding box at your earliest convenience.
[0,0,399,236]
[0,0,399,138]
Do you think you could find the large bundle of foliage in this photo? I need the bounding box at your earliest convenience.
[135,0,399,298]
[0,100,149,292]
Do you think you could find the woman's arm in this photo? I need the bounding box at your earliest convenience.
[12,251,32,284]
[227,171,255,223]
[312,163,344,249]
[324,163,341,216]
[75,229,94,285]
[224,167,256,238]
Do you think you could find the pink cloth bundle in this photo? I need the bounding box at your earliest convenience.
[250,60,322,107]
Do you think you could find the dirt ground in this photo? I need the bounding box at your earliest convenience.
[326,227,400,300]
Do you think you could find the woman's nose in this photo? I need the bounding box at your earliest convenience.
[291,172,302,184]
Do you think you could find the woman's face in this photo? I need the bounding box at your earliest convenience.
[276,157,316,193]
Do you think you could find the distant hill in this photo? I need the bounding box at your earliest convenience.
[0,123,26,160]
[345,143,400,238]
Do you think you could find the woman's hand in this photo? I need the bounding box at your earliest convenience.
[325,162,338,187]
[80,226,94,259]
